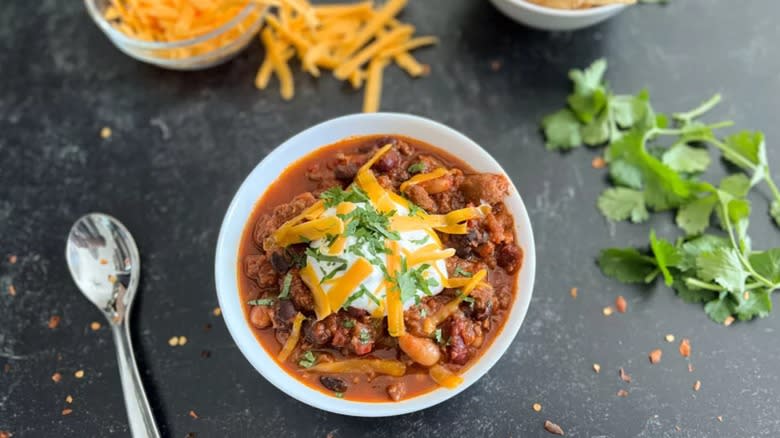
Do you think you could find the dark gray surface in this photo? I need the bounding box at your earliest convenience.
[2,0,780,436]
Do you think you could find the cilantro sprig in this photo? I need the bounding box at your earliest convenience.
[544,58,780,323]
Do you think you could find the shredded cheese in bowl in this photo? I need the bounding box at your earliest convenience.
[84,0,266,69]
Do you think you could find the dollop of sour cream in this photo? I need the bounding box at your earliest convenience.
[306,201,448,316]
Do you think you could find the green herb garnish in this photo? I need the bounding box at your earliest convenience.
[433,328,443,344]
[342,319,355,328]
[320,185,370,208]
[298,351,316,368]
[247,298,275,306]
[335,392,344,398]
[408,162,426,174]
[358,327,371,344]
[410,236,430,245]
[278,273,293,300]
[454,267,473,277]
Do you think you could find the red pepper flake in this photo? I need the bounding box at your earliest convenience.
[65,395,73,404]
[679,338,691,357]
[490,60,502,72]
[185,433,197,438]
[591,156,606,169]
[543,420,564,435]
[532,403,542,412]
[90,321,102,331]
[200,350,211,359]
[675,425,681,432]
[62,408,73,416]
[688,363,695,373]
[693,380,701,392]
[51,372,62,383]
[188,410,199,419]
[649,349,663,364]
[602,306,614,316]
[48,315,61,329]
[99,258,108,265]
[618,367,632,383]
[723,316,735,326]
[716,416,723,422]
[212,307,222,316]
[615,295,627,313]
[616,389,629,397]
[0,431,10,438]
[592,363,601,374]
[7,284,16,296]
[569,287,578,299]
[8,255,17,264]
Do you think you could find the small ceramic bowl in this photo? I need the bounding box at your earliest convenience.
[490,0,628,31]
[214,113,536,416]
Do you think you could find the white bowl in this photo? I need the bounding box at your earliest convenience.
[214,113,536,417]
[490,0,627,31]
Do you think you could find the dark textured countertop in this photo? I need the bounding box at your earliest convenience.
[2,0,780,436]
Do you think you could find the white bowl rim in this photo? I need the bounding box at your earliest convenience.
[214,112,536,417]
[508,0,627,16]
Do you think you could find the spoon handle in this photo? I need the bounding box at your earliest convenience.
[112,323,161,438]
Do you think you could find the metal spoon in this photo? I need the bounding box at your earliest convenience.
[66,213,161,438]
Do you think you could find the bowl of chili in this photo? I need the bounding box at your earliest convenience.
[215,113,536,416]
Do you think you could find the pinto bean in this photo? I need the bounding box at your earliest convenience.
[398,334,441,366]
[249,305,273,329]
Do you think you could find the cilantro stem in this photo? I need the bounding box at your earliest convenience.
[685,277,769,292]
[649,121,735,138]
[718,200,775,288]
[673,93,722,122]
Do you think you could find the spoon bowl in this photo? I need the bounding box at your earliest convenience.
[66,213,140,323]
[66,213,160,438]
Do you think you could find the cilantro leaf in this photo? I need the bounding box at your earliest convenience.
[771,201,780,227]
[734,289,772,320]
[704,295,737,324]
[278,273,293,299]
[676,195,717,236]
[581,112,610,146]
[597,187,649,223]
[696,248,747,294]
[722,130,766,172]
[598,248,658,284]
[609,160,643,189]
[542,109,583,150]
[298,351,316,368]
[408,162,426,174]
[662,143,711,173]
[611,92,653,130]
[649,230,682,286]
[719,174,751,198]
[748,248,780,284]
[673,278,717,304]
[248,298,275,306]
[567,58,608,123]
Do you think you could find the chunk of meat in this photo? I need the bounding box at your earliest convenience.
[249,305,274,329]
[286,270,314,313]
[387,383,407,401]
[253,192,317,249]
[484,203,515,244]
[497,244,523,274]
[323,313,352,348]
[459,174,509,205]
[445,256,488,277]
[244,254,278,288]
[468,283,495,321]
[405,184,436,212]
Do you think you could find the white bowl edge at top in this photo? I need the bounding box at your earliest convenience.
[214,112,536,417]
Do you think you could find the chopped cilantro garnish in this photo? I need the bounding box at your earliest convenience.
[390,259,438,303]
[342,319,355,328]
[410,235,430,245]
[278,273,293,300]
[419,308,427,318]
[335,392,344,398]
[321,263,347,283]
[358,327,372,344]
[408,202,424,217]
[298,351,316,368]
[408,162,426,174]
[461,295,475,309]
[454,267,473,277]
[306,248,347,265]
[433,328,443,344]
[320,185,370,208]
[247,298,275,306]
